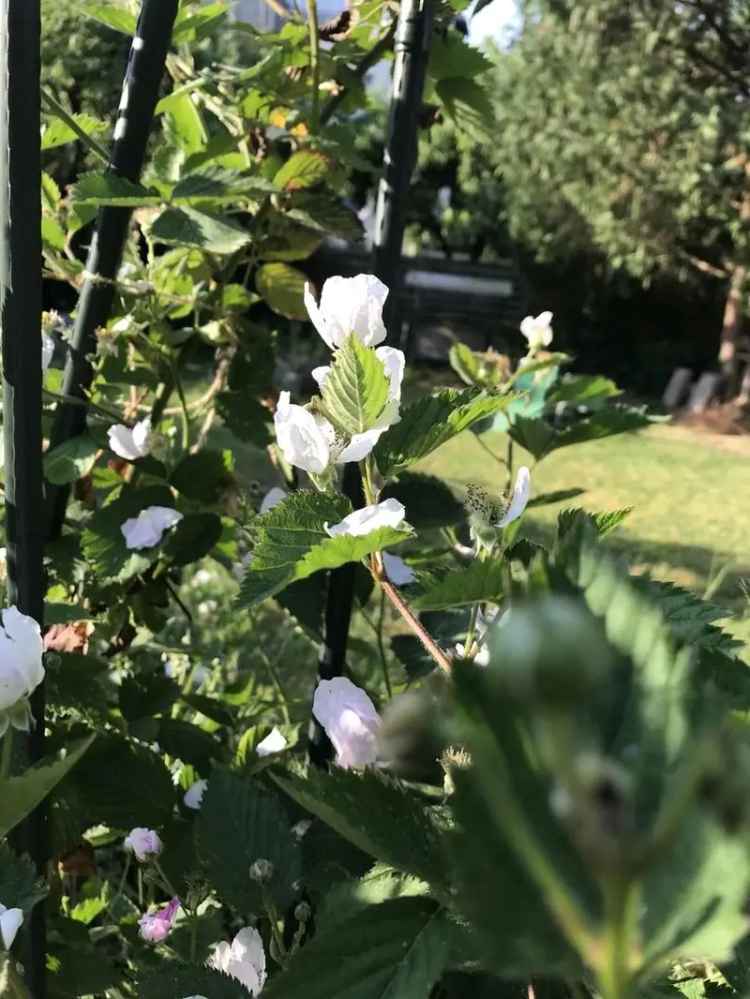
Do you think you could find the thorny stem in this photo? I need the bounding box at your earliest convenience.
[305,0,321,129]
[41,88,110,164]
[375,562,452,674]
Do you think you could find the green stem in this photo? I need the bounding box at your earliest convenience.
[1,729,13,779]
[171,361,191,451]
[40,88,110,164]
[305,0,320,129]
[361,457,376,505]
[473,433,507,470]
[506,436,514,488]
[598,878,637,999]
[463,602,481,657]
[472,727,597,963]
[376,589,391,697]
[260,632,292,725]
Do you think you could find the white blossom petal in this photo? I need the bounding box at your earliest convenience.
[183,779,207,810]
[312,677,381,769]
[336,427,388,463]
[305,275,388,349]
[256,726,287,757]
[382,552,415,586]
[520,311,553,351]
[325,498,405,538]
[108,417,152,460]
[375,346,405,403]
[209,927,266,996]
[497,466,531,527]
[274,391,331,475]
[0,904,23,951]
[0,607,44,715]
[311,365,331,390]
[259,487,287,514]
[41,334,55,371]
[121,506,183,550]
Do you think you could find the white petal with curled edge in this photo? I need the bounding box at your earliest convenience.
[41,334,55,371]
[375,346,405,402]
[311,365,331,390]
[336,427,388,464]
[325,498,405,538]
[121,506,183,550]
[273,391,331,475]
[382,552,415,586]
[312,677,381,769]
[304,282,335,349]
[307,274,388,349]
[183,779,208,810]
[259,487,287,514]
[108,417,152,461]
[0,905,23,950]
[497,466,531,527]
[256,726,288,757]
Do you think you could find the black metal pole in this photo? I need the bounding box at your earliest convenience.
[372,0,433,342]
[0,1,46,994]
[310,0,432,765]
[45,0,179,541]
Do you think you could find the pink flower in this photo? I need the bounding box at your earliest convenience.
[139,897,180,943]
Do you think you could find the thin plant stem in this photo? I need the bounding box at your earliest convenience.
[260,633,293,725]
[375,560,452,674]
[506,435,514,488]
[1,728,13,779]
[463,601,481,657]
[361,593,392,696]
[171,362,191,451]
[473,432,507,470]
[305,0,321,130]
[40,88,110,164]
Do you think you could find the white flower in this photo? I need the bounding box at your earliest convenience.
[498,466,531,527]
[304,274,388,350]
[124,827,162,862]
[312,677,381,769]
[209,926,267,996]
[382,552,415,586]
[41,334,54,371]
[259,487,287,514]
[291,819,312,840]
[520,311,553,351]
[0,607,44,735]
[274,391,332,475]
[183,779,208,810]
[108,417,152,461]
[0,904,23,951]
[311,365,330,391]
[325,498,405,538]
[454,641,490,667]
[121,506,183,550]
[256,727,287,757]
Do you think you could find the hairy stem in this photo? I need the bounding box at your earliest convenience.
[375,562,451,674]
[305,0,320,129]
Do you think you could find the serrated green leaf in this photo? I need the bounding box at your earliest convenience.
[527,488,586,509]
[81,2,137,34]
[42,216,66,251]
[239,491,412,607]
[414,559,507,611]
[270,766,447,888]
[43,434,99,485]
[0,843,45,913]
[274,149,331,191]
[41,113,108,150]
[164,92,208,155]
[255,261,308,319]
[55,736,175,831]
[138,963,246,999]
[510,408,652,461]
[196,770,301,911]
[263,897,456,999]
[171,450,232,502]
[375,389,514,477]
[163,512,224,566]
[557,507,633,539]
[547,374,621,405]
[321,334,390,435]
[0,736,94,838]
[150,206,250,254]
[68,171,161,207]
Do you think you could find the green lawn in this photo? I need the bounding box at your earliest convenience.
[418,423,750,651]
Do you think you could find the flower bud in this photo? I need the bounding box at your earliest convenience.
[249,859,274,884]
[139,897,179,943]
[294,901,312,923]
[124,827,162,862]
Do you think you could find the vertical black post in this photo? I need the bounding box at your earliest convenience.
[372,0,433,341]
[311,0,433,765]
[0,1,45,995]
[45,0,179,542]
